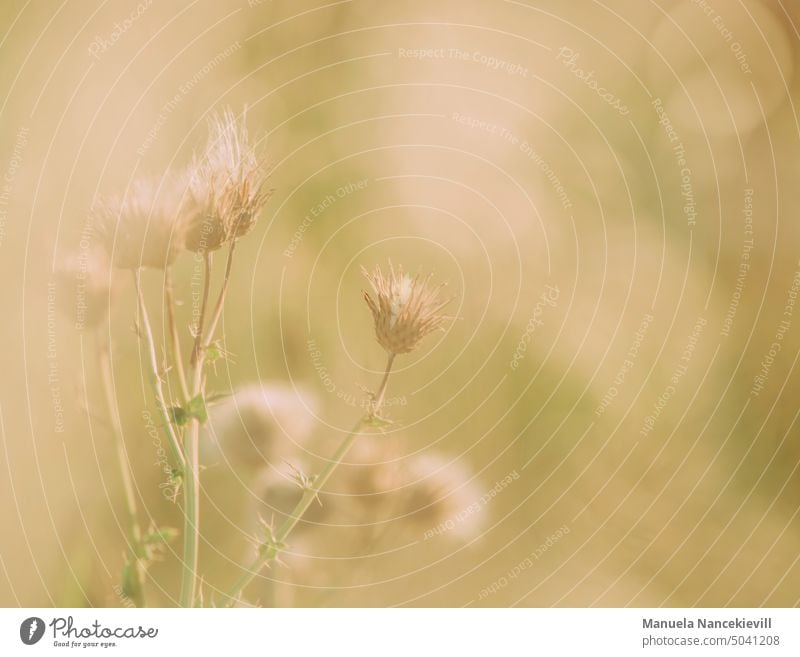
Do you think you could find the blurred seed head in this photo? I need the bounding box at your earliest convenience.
[333,439,401,515]
[246,442,483,577]
[201,383,316,476]
[398,452,485,540]
[362,262,452,354]
[317,441,484,542]
[94,174,188,270]
[54,246,114,329]
[185,109,270,253]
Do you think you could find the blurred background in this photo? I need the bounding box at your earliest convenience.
[1,0,800,607]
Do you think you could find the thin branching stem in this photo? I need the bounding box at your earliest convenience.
[133,271,186,472]
[97,335,145,607]
[164,267,189,401]
[190,252,212,367]
[221,352,396,606]
[178,241,238,607]
[180,419,200,607]
[180,259,210,608]
[202,240,237,356]
[371,353,395,417]
[135,270,194,608]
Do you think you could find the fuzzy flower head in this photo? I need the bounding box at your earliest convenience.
[201,383,317,476]
[185,109,270,253]
[94,175,187,270]
[54,246,115,329]
[399,453,485,541]
[362,263,452,355]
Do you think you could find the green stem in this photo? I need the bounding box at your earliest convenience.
[180,340,207,607]
[180,415,201,607]
[201,240,236,356]
[180,282,207,608]
[133,271,186,472]
[133,270,191,608]
[222,352,396,606]
[164,268,189,402]
[190,253,212,367]
[180,241,236,607]
[98,337,145,607]
[371,352,395,415]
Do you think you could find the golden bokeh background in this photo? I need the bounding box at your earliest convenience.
[1,0,800,607]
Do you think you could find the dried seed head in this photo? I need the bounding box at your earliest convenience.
[94,174,187,270]
[54,246,115,329]
[362,263,452,354]
[185,109,270,253]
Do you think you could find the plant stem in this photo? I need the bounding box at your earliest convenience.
[164,268,189,402]
[134,271,194,608]
[372,353,395,415]
[201,240,237,355]
[179,242,236,607]
[133,271,186,472]
[180,414,200,607]
[180,272,208,608]
[97,336,145,607]
[221,352,396,606]
[190,253,212,367]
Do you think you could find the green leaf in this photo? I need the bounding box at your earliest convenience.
[186,394,208,424]
[142,527,179,545]
[121,560,142,603]
[169,406,189,426]
[363,415,393,428]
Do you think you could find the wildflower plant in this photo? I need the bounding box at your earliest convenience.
[185,109,270,254]
[54,246,169,607]
[221,263,452,605]
[363,262,452,356]
[85,106,456,608]
[92,108,270,607]
[95,175,188,270]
